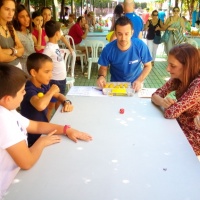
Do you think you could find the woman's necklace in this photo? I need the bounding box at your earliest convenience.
[0,24,8,37]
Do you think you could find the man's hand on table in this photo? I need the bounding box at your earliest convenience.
[97,76,106,88]
[132,80,142,92]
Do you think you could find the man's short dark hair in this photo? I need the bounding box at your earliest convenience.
[0,64,28,99]
[45,20,61,38]
[114,16,133,30]
[26,53,52,74]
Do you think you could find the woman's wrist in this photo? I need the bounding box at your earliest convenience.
[10,47,17,56]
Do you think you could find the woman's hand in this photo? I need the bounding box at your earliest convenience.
[194,115,200,129]
[162,97,176,108]
[151,94,176,109]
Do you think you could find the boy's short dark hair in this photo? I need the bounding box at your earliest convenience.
[114,16,133,30]
[0,64,28,99]
[45,20,61,38]
[26,53,52,74]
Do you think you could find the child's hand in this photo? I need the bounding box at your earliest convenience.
[35,24,42,32]
[65,128,92,143]
[61,102,74,112]
[38,130,61,147]
[84,24,89,30]
[49,84,60,95]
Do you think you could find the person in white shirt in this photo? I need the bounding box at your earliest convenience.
[43,20,75,120]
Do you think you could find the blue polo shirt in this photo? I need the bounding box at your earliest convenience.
[125,12,143,38]
[158,11,166,23]
[21,80,50,146]
[98,38,152,83]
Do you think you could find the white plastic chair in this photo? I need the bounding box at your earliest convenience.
[85,40,105,79]
[60,48,76,89]
[65,35,86,73]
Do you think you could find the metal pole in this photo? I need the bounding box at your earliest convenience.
[71,0,73,14]
[81,0,83,16]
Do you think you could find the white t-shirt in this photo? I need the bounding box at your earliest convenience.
[0,106,29,199]
[43,42,66,80]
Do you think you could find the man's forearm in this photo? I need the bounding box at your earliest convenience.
[136,63,152,82]
[98,66,107,77]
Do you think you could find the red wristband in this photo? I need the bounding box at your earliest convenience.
[63,125,71,135]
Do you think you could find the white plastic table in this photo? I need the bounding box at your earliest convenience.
[4,95,200,200]
[87,31,109,37]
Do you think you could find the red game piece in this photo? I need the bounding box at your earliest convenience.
[120,108,124,114]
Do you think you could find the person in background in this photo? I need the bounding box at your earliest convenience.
[41,6,73,54]
[66,13,76,29]
[98,15,105,26]
[163,6,185,55]
[158,8,166,23]
[41,6,52,25]
[124,0,143,39]
[97,16,152,92]
[86,11,96,27]
[32,11,48,53]
[192,7,200,27]
[151,43,200,159]
[142,8,150,38]
[13,4,35,73]
[144,10,164,66]
[43,20,75,120]
[182,16,191,33]
[110,4,124,31]
[68,16,89,52]
[64,6,69,18]
[0,0,24,68]
[0,63,92,199]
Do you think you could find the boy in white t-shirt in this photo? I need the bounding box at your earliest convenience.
[43,20,75,120]
[0,64,92,199]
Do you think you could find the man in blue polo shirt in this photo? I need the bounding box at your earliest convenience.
[97,16,152,92]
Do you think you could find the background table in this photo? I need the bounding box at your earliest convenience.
[186,35,200,48]
[81,37,108,46]
[87,31,108,37]
[4,95,200,200]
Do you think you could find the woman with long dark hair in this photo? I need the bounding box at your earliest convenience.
[110,4,124,31]
[144,10,164,66]
[13,4,35,73]
[151,43,200,158]
[0,0,24,68]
